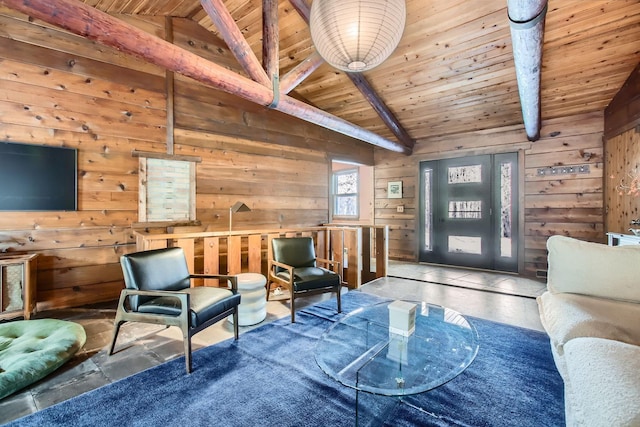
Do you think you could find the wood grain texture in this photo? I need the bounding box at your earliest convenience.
[0,12,371,310]
[374,111,605,275]
[605,128,640,234]
[0,0,638,306]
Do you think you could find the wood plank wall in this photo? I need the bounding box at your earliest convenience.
[605,128,640,233]
[604,62,640,234]
[0,9,373,311]
[374,111,605,276]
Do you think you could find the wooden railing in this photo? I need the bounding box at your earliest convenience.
[132,225,388,289]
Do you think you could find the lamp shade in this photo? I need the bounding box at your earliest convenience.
[309,0,406,72]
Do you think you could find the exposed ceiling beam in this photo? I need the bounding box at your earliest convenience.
[280,51,324,94]
[347,73,415,150]
[200,0,271,87]
[0,0,410,154]
[508,0,547,142]
[288,0,414,152]
[262,0,279,84]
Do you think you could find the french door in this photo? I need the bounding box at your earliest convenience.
[419,153,518,272]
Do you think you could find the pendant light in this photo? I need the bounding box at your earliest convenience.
[309,0,406,73]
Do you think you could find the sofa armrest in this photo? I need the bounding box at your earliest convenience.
[546,235,640,303]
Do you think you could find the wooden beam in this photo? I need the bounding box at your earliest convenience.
[346,73,415,151]
[604,61,640,140]
[262,0,279,83]
[200,0,271,88]
[288,0,311,23]
[165,16,175,155]
[508,0,547,142]
[0,0,409,154]
[289,0,414,154]
[280,51,323,94]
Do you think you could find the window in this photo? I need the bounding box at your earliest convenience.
[135,151,200,223]
[333,169,358,217]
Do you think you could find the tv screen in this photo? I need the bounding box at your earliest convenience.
[0,141,77,211]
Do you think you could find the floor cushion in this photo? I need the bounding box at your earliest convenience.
[0,319,86,400]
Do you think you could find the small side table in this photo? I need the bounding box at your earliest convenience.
[229,273,267,326]
[0,253,38,320]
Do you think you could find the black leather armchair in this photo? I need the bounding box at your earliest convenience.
[268,237,341,322]
[108,247,241,373]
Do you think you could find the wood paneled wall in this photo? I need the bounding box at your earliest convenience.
[374,111,605,276]
[605,127,640,233]
[0,9,373,311]
[604,62,640,234]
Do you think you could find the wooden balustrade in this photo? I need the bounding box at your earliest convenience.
[132,225,388,289]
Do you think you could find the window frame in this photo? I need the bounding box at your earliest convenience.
[332,168,359,219]
[134,151,201,224]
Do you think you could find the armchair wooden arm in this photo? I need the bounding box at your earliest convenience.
[190,274,238,291]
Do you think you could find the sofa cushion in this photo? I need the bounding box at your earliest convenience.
[546,235,640,303]
[563,337,640,427]
[538,291,640,356]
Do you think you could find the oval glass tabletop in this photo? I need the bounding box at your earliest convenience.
[315,300,479,396]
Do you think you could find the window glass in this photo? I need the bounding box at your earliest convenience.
[500,162,513,257]
[139,157,196,222]
[334,169,358,217]
[448,236,482,254]
[448,200,482,219]
[424,168,432,251]
[448,165,482,184]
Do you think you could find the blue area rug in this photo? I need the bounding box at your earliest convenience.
[9,291,564,426]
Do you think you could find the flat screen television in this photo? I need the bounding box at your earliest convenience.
[0,141,78,211]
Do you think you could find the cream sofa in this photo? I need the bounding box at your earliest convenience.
[538,235,640,427]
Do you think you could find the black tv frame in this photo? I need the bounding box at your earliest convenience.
[0,141,78,211]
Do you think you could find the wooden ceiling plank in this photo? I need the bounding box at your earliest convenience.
[5,0,408,153]
[346,73,415,151]
[287,0,414,153]
[200,0,271,87]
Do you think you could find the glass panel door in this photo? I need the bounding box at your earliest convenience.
[419,153,518,272]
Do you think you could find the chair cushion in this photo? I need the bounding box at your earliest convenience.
[137,287,241,328]
[0,319,86,400]
[276,267,340,292]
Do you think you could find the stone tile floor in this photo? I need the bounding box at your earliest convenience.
[0,262,547,424]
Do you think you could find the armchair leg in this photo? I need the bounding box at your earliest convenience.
[232,308,239,340]
[290,292,296,323]
[108,319,124,355]
[336,286,342,313]
[182,326,192,374]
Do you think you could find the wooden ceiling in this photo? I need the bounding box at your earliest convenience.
[77,0,639,145]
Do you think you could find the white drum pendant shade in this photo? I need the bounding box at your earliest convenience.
[310,0,406,72]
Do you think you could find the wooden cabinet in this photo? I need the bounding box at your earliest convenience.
[0,254,38,320]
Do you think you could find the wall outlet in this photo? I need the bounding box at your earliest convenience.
[397,205,404,213]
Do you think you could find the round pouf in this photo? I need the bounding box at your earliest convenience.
[229,273,267,326]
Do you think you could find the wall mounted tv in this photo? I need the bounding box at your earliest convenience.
[0,141,78,211]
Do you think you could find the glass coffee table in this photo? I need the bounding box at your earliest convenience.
[315,300,479,425]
